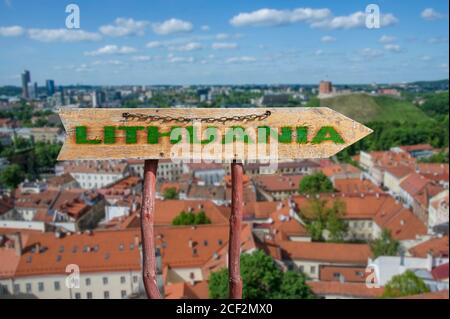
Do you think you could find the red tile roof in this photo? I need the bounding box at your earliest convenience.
[279,241,372,264]
[334,178,382,194]
[308,281,384,298]
[253,174,303,192]
[431,263,449,281]
[400,290,449,299]
[319,266,368,283]
[409,236,449,258]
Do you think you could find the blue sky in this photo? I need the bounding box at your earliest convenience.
[0,0,448,85]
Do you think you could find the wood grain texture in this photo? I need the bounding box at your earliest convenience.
[57,107,372,161]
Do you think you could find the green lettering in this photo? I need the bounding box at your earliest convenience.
[311,126,345,144]
[223,126,253,144]
[296,127,308,144]
[75,126,101,144]
[257,126,292,144]
[118,126,144,144]
[104,126,116,144]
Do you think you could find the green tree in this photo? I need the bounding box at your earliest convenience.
[370,229,400,258]
[163,187,178,200]
[172,210,211,226]
[0,164,25,188]
[299,172,334,195]
[208,250,315,299]
[303,199,347,242]
[382,270,430,298]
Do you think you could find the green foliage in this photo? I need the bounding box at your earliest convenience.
[303,199,348,242]
[320,94,429,123]
[299,172,334,195]
[163,187,179,200]
[208,250,316,299]
[418,92,449,118]
[370,229,400,258]
[172,210,211,226]
[382,270,430,298]
[419,151,449,164]
[34,142,62,170]
[0,164,25,188]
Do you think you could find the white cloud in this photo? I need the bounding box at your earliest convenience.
[92,59,124,65]
[230,8,331,27]
[99,18,149,37]
[201,25,210,31]
[360,48,383,59]
[84,45,137,56]
[428,36,448,44]
[421,55,432,61]
[167,54,194,63]
[131,55,152,62]
[146,41,164,48]
[212,42,238,50]
[384,44,402,53]
[169,42,202,51]
[230,8,397,30]
[152,18,193,35]
[314,49,324,56]
[379,35,396,44]
[215,33,229,40]
[226,56,256,63]
[320,35,335,43]
[0,25,24,37]
[312,12,398,29]
[421,8,443,21]
[28,29,101,42]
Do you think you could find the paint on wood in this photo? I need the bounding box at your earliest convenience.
[57,107,372,161]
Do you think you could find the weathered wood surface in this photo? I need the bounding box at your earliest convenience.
[57,107,372,161]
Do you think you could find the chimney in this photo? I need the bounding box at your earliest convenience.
[426,251,434,271]
[11,233,23,256]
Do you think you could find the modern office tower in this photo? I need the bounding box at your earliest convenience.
[33,82,38,99]
[46,80,55,96]
[21,70,31,99]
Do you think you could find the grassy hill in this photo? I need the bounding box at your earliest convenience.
[319,94,430,123]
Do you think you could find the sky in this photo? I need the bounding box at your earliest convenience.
[0,0,448,85]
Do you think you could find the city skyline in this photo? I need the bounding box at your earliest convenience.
[0,0,449,86]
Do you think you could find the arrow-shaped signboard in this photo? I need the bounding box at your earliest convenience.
[57,107,372,161]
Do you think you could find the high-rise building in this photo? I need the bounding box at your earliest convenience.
[33,82,38,99]
[319,80,333,95]
[46,80,55,96]
[21,70,31,99]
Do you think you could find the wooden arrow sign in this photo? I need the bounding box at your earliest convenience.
[57,107,372,161]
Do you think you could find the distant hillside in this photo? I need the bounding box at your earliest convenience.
[319,94,431,123]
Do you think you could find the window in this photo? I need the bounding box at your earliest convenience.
[26,283,32,293]
[121,290,127,299]
[85,278,91,286]
[75,292,81,299]
[133,276,138,283]
[310,266,316,274]
[87,292,93,299]
[120,276,126,284]
[299,265,304,272]
[333,272,341,279]
[119,244,124,251]
[13,283,20,294]
[104,291,110,299]
[103,277,108,285]
[54,281,60,291]
[38,282,44,292]
[190,272,195,280]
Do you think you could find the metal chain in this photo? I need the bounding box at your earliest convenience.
[122,110,271,124]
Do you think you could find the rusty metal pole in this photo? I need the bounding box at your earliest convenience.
[228,160,244,299]
[140,159,162,299]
